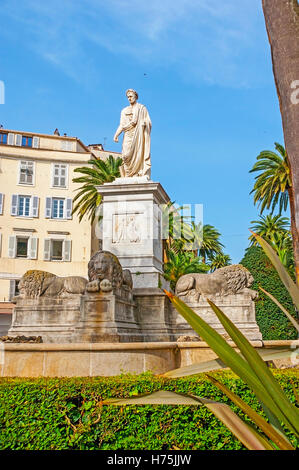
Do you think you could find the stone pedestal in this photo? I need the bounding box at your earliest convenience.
[8,290,142,343]
[133,288,174,342]
[96,177,170,289]
[8,297,82,343]
[171,293,263,344]
[74,289,142,343]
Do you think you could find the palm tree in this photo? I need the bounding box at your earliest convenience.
[249,214,294,273]
[262,0,299,283]
[163,249,209,290]
[209,253,232,272]
[249,142,299,280]
[189,223,223,263]
[72,156,123,223]
[161,201,193,262]
[250,143,291,215]
[273,231,294,274]
[249,214,290,246]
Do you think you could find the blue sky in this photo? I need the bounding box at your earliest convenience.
[0,0,285,263]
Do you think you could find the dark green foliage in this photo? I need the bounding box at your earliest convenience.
[0,371,298,450]
[240,246,298,340]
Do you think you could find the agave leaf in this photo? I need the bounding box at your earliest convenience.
[103,391,273,450]
[207,299,299,437]
[259,286,299,333]
[163,349,293,378]
[163,358,227,377]
[207,375,295,450]
[164,291,290,424]
[256,348,297,360]
[250,231,299,308]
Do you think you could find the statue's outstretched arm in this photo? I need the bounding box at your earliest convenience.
[113,124,123,143]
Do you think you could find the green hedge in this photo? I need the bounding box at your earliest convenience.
[240,246,298,340]
[0,371,298,450]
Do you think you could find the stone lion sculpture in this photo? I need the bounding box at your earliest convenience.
[86,250,133,293]
[15,270,88,300]
[175,265,257,301]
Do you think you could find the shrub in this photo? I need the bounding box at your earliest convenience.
[0,371,298,450]
[240,246,298,340]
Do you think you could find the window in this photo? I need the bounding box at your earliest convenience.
[22,136,33,147]
[0,133,7,145]
[45,197,72,219]
[11,195,39,218]
[9,280,20,301]
[51,240,63,260]
[60,141,74,151]
[16,237,28,258]
[19,160,34,185]
[44,238,71,262]
[8,235,38,259]
[52,164,68,188]
[17,196,31,217]
[0,193,4,215]
[52,198,64,219]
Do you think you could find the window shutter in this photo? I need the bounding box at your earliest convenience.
[8,235,16,258]
[29,237,38,259]
[7,133,14,145]
[44,238,51,260]
[0,193,3,215]
[9,280,16,301]
[15,134,22,146]
[45,197,52,218]
[31,196,39,217]
[62,164,68,187]
[11,194,18,216]
[65,198,73,219]
[32,136,40,148]
[63,240,71,262]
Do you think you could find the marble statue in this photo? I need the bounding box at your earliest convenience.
[15,270,88,299]
[87,250,133,293]
[113,89,151,178]
[175,265,258,302]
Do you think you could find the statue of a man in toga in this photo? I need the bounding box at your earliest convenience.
[113,89,151,178]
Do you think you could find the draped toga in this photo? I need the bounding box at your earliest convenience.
[118,103,152,178]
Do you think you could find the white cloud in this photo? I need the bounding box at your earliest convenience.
[0,0,266,87]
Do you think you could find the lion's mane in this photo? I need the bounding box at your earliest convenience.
[88,250,123,289]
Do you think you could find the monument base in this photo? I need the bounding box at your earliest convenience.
[97,178,170,290]
[8,290,262,344]
[1,340,295,377]
[172,293,263,344]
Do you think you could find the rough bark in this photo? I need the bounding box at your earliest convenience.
[262,0,299,282]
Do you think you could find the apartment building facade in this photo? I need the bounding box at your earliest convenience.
[0,128,99,302]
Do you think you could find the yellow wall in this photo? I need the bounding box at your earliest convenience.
[0,130,96,301]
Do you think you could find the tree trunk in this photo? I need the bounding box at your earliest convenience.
[262,0,299,282]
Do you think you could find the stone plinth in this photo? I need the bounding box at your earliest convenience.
[8,296,82,343]
[172,293,263,344]
[96,178,170,289]
[74,290,142,343]
[133,288,174,342]
[8,290,142,343]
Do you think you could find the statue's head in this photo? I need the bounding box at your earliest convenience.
[126,89,138,104]
[88,250,123,289]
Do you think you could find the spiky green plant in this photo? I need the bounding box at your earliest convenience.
[104,233,299,450]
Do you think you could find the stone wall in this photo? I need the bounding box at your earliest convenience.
[0,340,296,377]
